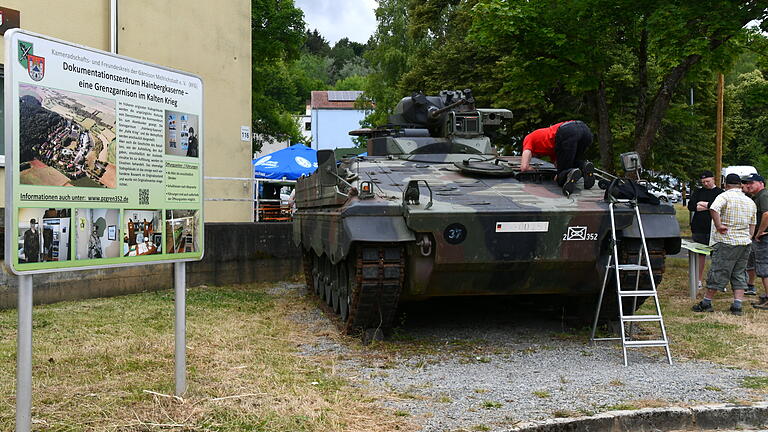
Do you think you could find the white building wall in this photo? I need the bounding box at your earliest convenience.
[311,109,365,150]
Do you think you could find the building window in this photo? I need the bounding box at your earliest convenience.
[304,122,311,131]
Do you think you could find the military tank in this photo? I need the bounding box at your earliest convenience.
[293,89,681,338]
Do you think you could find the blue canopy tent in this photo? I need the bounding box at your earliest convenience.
[253,144,318,180]
[252,144,317,221]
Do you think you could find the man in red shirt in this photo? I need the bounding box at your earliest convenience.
[519,120,595,196]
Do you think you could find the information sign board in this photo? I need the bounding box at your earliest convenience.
[5,30,204,274]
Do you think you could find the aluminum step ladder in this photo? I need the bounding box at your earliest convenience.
[590,199,672,366]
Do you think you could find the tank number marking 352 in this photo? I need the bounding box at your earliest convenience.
[563,226,597,241]
[495,221,549,233]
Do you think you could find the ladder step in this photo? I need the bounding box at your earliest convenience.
[613,264,649,271]
[621,314,662,322]
[624,339,668,347]
[618,290,657,297]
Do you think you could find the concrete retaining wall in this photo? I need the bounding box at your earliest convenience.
[0,222,301,309]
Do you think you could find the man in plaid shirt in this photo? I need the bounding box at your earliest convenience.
[692,173,756,315]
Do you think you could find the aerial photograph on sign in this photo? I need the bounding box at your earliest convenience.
[18,83,117,188]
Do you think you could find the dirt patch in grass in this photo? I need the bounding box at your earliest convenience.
[0,283,414,431]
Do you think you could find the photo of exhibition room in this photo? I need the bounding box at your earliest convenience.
[75,209,120,260]
[17,208,72,263]
[165,209,199,253]
[123,210,162,256]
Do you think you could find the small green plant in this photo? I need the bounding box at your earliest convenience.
[474,388,489,394]
[609,379,624,386]
[604,403,637,411]
[533,390,551,398]
[704,385,722,392]
[482,401,503,409]
[472,425,491,431]
[742,376,768,389]
[394,410,410,417]
[553,409,579,418]
[436,394,452,403]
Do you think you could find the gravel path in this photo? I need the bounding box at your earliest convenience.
[282,283,768,432]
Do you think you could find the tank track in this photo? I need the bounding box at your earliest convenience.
[302,243,405,340]
[345,243,405,335]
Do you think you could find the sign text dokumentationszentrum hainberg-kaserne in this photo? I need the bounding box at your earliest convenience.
[6,30,204,274]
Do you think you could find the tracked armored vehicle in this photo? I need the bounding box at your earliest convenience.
[293,89,681,337]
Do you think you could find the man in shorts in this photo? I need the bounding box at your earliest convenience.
[742,173,768,308]
[692,173,756,316]
[687,170,722,289]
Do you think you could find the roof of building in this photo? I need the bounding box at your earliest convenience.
[311,90,364,109]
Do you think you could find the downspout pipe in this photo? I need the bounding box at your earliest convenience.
[110,0,118,54]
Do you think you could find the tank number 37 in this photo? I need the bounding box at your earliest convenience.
[562,226,598,241]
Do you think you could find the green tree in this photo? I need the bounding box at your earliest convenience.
[472,0,767,170]
[304,29,331,56]
[363,0,416,127]
[727,68,768,173]
[252,0,307,152]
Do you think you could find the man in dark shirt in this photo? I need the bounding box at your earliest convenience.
[742,173,768,308]
[687,170,723,288]
[23,218,41,263]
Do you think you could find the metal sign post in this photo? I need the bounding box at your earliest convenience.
[16,275,32,432]
[174,262,186,395]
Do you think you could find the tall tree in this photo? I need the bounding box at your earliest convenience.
[363,0,416,126]
[471,0,768,168]
[252,0,307,151]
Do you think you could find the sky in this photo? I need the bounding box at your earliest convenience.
[294,0,378,45]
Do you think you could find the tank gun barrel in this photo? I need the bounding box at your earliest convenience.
[427,94,475,119]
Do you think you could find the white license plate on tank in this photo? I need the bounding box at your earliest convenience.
[495,222,549,232]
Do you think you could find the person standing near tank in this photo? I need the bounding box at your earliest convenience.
[519,120,596,196]
[687,170,723,289]
[741,173,768,309]
[692,173,756,316]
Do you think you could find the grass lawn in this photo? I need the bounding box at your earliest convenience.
[641,257,768,371]
[1,257,765,429]
[0,282,412,431]
[674,203,692,238]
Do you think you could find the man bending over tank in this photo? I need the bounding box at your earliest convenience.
[519,120,595,196]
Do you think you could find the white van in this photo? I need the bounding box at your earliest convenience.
[722,165,758,186]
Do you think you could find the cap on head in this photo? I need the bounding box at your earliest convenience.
[700,170,714,179]
[725,173,742,185]
[741,173,765,183]
[30,218,36,224]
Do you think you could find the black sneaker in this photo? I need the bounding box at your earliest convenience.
[745,285,757,296]
[730,305,743,316]
[582,161,595,189]
[752,295,768,307]
[692,301,714,312]
[562,168,582,197]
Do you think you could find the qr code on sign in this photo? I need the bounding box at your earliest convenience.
[138,188,149,205]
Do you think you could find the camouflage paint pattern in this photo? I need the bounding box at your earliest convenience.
[294,90,681,303]
[294,154,681,301]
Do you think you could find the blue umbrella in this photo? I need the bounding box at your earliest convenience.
[253,144,318,180]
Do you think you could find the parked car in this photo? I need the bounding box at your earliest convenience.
[647,184,682,203]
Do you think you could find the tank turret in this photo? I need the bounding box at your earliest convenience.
[350,89,512,159]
